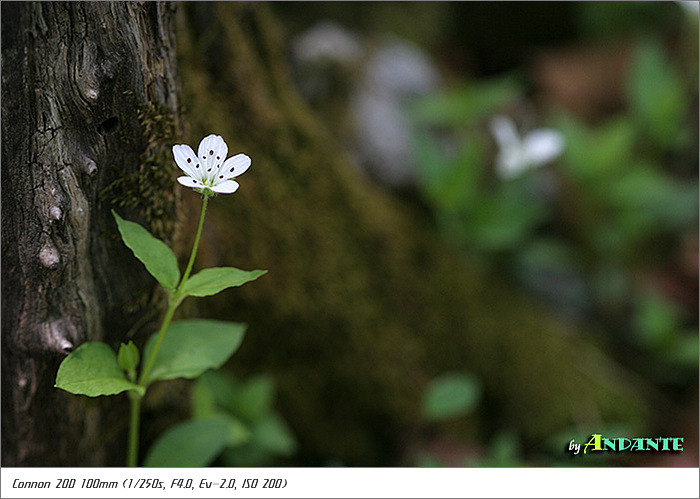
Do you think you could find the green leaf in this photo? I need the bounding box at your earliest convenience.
[663,333,699,368]
[557,115,635,180]
[226,375,276,423]
[412,75,523,126]
[422,373,482,421]
[632,292,682,349]
[420,139,485,212]
[191,376,217,419]
[222,414,252,447]
[220,445,269,467]
[117,341,140,372]
[195,371,276,423]
[55,343,144,397]
[628,40,687,150]
[602,167,698,236]
[469,184,546,251]
[144,415,236,467]
[218,413,297,467]
[488,431,522,466]
[142,320,246,384]
[112,210,180,290]
[189,379,253,445]
[466,431,524,467]
[196,370,239,410]
[252,414,297,456]
[182,267,267,298]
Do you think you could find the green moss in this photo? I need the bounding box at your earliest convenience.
[100,101,179,241]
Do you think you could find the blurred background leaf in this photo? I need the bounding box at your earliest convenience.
[628,40,688,151]
[422,373,482,421]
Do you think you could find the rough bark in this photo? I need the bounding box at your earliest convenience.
[1,1,181,466]
[176,3,651,465]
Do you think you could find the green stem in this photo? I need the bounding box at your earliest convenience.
[128,195,209,466]
[127,394,141,467]
[138,196,209,386]
[177,195,209,295]
[137,304,177,386]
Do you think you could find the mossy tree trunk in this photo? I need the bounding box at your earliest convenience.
[176,3,650,465]
[1,1,181,466]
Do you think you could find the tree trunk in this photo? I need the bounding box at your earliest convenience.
[1,1,181,466]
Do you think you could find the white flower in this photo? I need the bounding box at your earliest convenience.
[490,115,564,180]
[172,134,251,194]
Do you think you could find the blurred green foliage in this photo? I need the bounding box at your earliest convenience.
[628,40,689,151]
[576,2,684,41]
[412,33,697,363]
[144,415,245,467]
[193,370,297,466]
[421,373,482,421]
[466,431,526,467]
[411,30,697,466]
[145,369,297,467]
[412,75,554,254]
[412,76,523,128]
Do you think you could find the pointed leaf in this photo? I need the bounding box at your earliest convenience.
[195,371,276,423]
[142,319,246,384]
[144,415,236,467]
[55,342,145,397]
[117,341,140,372]
[112,210,180,290]
[628,40,686,149]
[182,267,267,297]
[190,375,254,447]
[252,414,297,456]
[222,413,252,447]
[226,375,275,423]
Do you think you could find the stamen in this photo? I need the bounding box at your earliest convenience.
[187,158,191,163]
[196,164,200,168]
[209,150,214,155]
[219,175,223,179]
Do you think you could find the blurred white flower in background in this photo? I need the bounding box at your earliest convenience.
[352,41,442,187]
[291,22,442,188]
[292,21,362,65]
[490,115,565,180]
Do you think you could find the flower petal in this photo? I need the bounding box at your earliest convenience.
[495,149,529,180]
[197,134,228,180]
[177,176,203,189]
[173,144,199,178]
[210,179,239,194]
[490,115,520,150]
[219,154,251,180]
[523,129,565,166]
